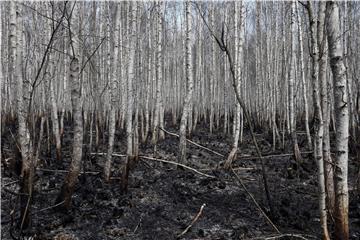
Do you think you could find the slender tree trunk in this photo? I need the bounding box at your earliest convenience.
[152,1,164,145]
[306,2,330,239]
[318,1,335,216]
[224,1,244,169]
[289,1,302,162]
[326,2,349,239]
[48,47,61,161]
[178,0,194,164]
[56,2,83,210]
[143,11,151,143]
[296,3,312,150]
[209,5,215,134]
[122,1,137,192]
[14,2,34,229]
[104,3,120,182]
[60,39,67,139]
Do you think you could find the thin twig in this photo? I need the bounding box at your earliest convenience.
[133,215,143,233]
[158,127,224,157]
[247,233,316,240]
[200,166,255,171]
[33,201,65,214]
[3,188,28,196]
[90,152,126,158]
[92,152,216,178]
[177,203,206,239]
[140,156,215,179]
[194,2,275,216]
[231,168,280,234]
[2,180,20,187]
[236,151,313,161]
[36,168,100,175]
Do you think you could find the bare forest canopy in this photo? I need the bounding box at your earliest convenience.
[0,1,359,240]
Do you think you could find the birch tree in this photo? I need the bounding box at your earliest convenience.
[152,1,165,145]
[178,0,193,163]
[304,2,330,238]
[46,4,61,161]
[326,2,350,239]
[296,4,311,149]
[56,2,83,210]
[289,1,301,162]
[318,1,335,215]
[13,2,34,229]
[224,0,244,169]
[122,1,138,192]
[104,2,120,182]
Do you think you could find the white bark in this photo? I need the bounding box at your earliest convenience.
[178,0,193,163]
[326,2,349,239]
[57,2,83,210]
[306,2,330,239]
[289,0,301,162]
[318,1,335,215]
[224,0,244,169]
[152,1,164,144]
[127,1,137,157]
[104,2,120,181]
[46,6,61,161]
[296,3,312,149]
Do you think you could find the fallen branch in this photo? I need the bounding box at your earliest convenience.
[2,201,67,226]
[2,180,20,187]
[133,214,143,233]
[177,203,206,239]
[33,201,65,214]
[140,156,215,179]
[200,166,255,171]
[3,188,28,196]
[247,233,316,240]
[91,152,127,157]
[92,152,215,178]
[236,151,313,161]
[37,168,100,175]
[159,127,224,157]
[231,168,280,234]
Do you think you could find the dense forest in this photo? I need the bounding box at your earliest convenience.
[1,1,359,239]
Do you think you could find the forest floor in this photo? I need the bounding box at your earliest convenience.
[1,121,360,240]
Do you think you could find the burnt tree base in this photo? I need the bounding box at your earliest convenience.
[55,169,80,211]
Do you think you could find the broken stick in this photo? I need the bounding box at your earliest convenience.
[159,127,224,157]
[140,156,215,179]
[177,203,206,239]
[231,168,280,234]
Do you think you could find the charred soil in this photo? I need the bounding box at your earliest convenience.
[1,121,360,239]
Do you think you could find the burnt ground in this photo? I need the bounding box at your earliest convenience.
[1,121,360,240]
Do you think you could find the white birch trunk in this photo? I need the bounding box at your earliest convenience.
[296,3,312,149]
[326,2,349,239]
[289,1,301,162]
[104,2,120,182]
[306,2,330,239]
[152,1,164,144]
[224,1,244,169]
[318,1,335,215]
[178,0,193,164]
[14,2,34,228]
[57,2,83,210]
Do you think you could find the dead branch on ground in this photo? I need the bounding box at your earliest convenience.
[159,127,224,157]
[140,156,215,179]
[177,203,206,239]
[231,168,280,234]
